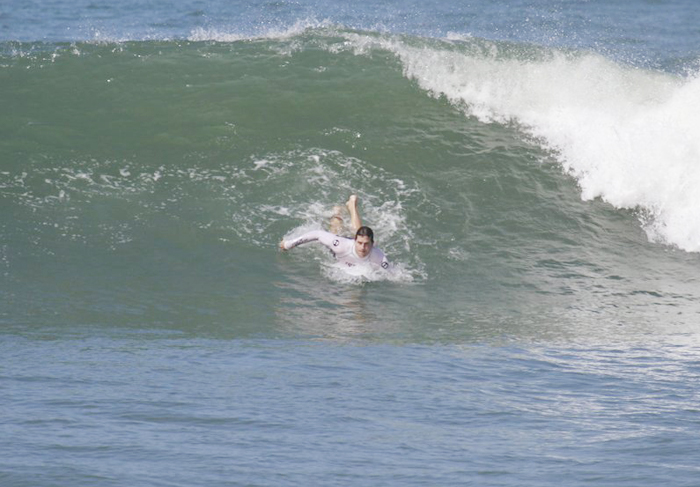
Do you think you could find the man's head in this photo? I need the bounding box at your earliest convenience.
[354,226,374,258]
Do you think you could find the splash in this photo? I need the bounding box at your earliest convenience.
[187,18,334,43]
[322,261,415,284]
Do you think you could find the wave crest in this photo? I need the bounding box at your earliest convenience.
[339,32,700,252]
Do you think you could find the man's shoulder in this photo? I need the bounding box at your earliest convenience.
[333,235,355,250]
[370,246,389,265]
[370,245,386,257]
[318,232,353,248]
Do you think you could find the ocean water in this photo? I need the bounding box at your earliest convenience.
[2,1,700,486]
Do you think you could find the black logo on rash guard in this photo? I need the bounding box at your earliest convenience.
[381,261,389,269]
[333,239,340,247]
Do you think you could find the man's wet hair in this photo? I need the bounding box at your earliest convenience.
[355,226,374,242]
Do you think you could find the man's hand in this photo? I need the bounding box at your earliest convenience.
[279,240,287,251]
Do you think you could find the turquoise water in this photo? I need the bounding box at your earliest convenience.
[2,1,700,486]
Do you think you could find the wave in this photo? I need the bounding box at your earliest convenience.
[160,24,700,251]
[323,30,700,253]
[2,25,699,255]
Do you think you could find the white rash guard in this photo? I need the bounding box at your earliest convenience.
[282,230,391,270]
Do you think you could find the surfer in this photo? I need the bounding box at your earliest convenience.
[279,195,391,271]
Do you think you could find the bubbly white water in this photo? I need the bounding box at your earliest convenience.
[339,32,700,252]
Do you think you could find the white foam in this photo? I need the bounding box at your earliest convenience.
[252,159,271,170]
[322,261,414,284]
[342,33,700,252]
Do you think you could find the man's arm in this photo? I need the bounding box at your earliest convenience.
[280,230,339,251]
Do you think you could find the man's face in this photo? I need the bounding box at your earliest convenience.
[354,235,373,258]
